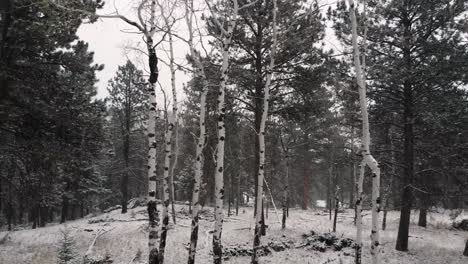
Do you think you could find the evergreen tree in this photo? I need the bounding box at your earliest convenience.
[107,60,147,213]
[330,0,468,251]
[57,228,77,264]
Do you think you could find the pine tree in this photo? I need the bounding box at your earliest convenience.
[107,60,147,214]
[57,228,77,264]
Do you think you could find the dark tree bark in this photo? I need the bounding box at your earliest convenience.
[61,196,68,224]
[121,107,131,214]
[302,132,309,210]
[6,202,12,231]
[382,194,389,231]
[236,171,240,216]
[396,78,414,252]
[228,171,232,217]
[333,188,339,232]
[418,208,427,228]
[463,239,468,257]
[39,206,46,227]
[327,167,333,220]
[0,0,12,103]
[282,151,289,229]
[121,170,129,214]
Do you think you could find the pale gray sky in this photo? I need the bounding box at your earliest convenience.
[77,0,340,104]
[77,0,191,105]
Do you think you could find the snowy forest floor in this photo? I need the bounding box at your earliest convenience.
[0,204,467,264]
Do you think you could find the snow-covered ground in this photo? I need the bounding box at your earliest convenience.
[0,205,466,264]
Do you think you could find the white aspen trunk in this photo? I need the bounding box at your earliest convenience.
[147,65,159,264]
[252,0,277,263]
[168,29,178,226]
[170,117,179,224]
[212,3,238,261]
[156,0,179,228]
[356,160,365,264]
[146,1,160,263]
[153,1,180,261]
[184,1,209,263]
[159,99,174,263]
[349,1,381,264]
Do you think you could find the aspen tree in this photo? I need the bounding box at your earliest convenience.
[211,1,237,261]
[349,1,381,264]
[183,1,211,263]
[252,0,277,263]
[155,0,179,261]
[206,1,258,262]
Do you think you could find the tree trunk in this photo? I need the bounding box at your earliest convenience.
[185,2,209,263]
[282,152,289,230]
[167,25,179,226]
[253,13,264,217]
[228,171,232,217]
[80,201,84,218]
[350,127,356,209]
[39,206,46,227]
[463,239,468,257]
[61,196,68,224]
[146,22,160,264]
[158,108,174,263]
[236,171,241,216]
[252,1,277,263]
[418,208,427,228]
[32,207,37,229]
[328,167,333,221]
[302,138,309,210]
[212,4,239,262]
[261,202,266,236]
[382,207,388,231]
[333,187,339,232]
[395,9,415,253]
[121,166,129,214]
[349,1,382,263]
[6,202,12,231]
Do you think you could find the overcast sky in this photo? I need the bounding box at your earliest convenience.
[77,0,191,105]
[77,0,341,104]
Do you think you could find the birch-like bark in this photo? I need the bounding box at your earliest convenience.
[349,1,381,263]
[212,2,238,262]
[252,0,277,263]
[157,12,179,258]
[146,2,160,263]
[156,0,179,228]
[170,118,179,225]
[185,1,209,263]
[158,97,174,263]
[355,160,365,264]
[168,30,178,226]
